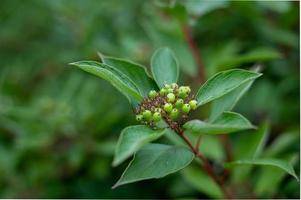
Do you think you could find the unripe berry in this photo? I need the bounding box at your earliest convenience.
[171,83,178,89]
[160,88,167,96]
[178,86,186,93]
[154,108,162,113]
[164,84,171,89]
[175,99,184,108]
[167,88,174,93]
[189,100,198,110]
[136,114,143,121]
[184,86,191,94]
[170,108,179,120]
[178,91,188,99]
[148,90,157,99]
[163,103,173,113]
[153,112,162,122]
[182,104,191,113]
[167,93,176,103]
[143,110,152,120]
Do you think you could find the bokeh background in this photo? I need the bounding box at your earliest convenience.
[0,0,299,198]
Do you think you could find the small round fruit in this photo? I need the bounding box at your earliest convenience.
[136,114,143,121]
[153,112,162,122]
[170,108,179,120]
[143,110,152,120]
[178,91,188,99]
[182,104,191,113]
[171,83,178,89]
[148,90,157,99]
[184,86,191,94]
[175,99,184,108]
[154,108,162,113]
[160,88,167,96]
[167,93,176,102]
[189,100,198,110]
[164,84,171,89]
[163,103,173,113]
[167,88,174,93]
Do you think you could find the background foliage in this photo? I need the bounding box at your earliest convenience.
[0,0,299,198]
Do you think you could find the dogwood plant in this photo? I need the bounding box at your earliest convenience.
[71,47,298,198]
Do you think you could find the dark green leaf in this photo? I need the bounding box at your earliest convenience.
[102,57,158,97]
[225,158,299,181]
[184,111,255,135]
[113,125,167,166]
[151,47,179,88]
[70,61,143,105]
[209,80,255,121]
[113,144,194,188]
[196,69,262,106]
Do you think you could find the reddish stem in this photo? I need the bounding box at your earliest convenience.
[182,24,206,83]
[173,125,234,199]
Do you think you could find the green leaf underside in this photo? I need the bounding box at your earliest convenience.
[70,61,143,105]
[151,47,179,88]
[196,69,262,106]
[225,158,299,181]
[113,144,194,188]
[102,57,158,97]
[209,80,255,121]
[113,125,168,166]
[184,111,254,135]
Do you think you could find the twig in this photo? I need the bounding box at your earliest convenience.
[171,124,234,199]
[182,24,206,83]
[195,135,202,152]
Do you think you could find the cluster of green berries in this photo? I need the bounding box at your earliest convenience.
[135,83,198,127]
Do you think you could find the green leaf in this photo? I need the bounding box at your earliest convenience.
[151,47,179,88]
[231,122,269,182]
[113,144,194,188]
[218,48,281,69]
[196,69,262,106]
[101,57,158,97]
[234,122,269,160]
[184,111,255,135]
[225,158,299,181]
[70,61,143,105]
[182,165,224,198]
[209,80,255,121]
[142,20,197,76]
[113,125,167,166]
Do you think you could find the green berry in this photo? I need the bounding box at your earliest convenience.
[136,114,143,121]
[167,88,174,93]
[143,110,152,120]
[148,90,157,99]
[184,86,191,94]
[178,91,188,99]
[182,104,191,113]
[167,93,176,102]
[175,99,184,108]
[163,103,173,113]
[170,108,179,120]
[160,88,167,96]
[164,84,171,89]
[153,112,162,122]
[154,108,162,113]
[178,86,186,93]
[189,100,198,110]
[171,83,178,89]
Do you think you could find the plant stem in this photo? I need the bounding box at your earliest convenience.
[175,126,234,199]
[182,24,206,83]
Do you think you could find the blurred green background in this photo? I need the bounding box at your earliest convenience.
[0,0,299,198]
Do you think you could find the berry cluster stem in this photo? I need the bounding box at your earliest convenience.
[167,121,234,199]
